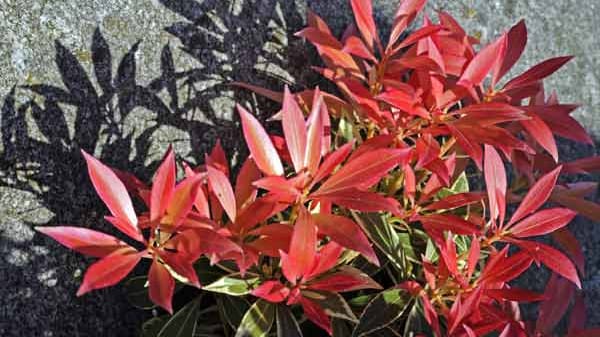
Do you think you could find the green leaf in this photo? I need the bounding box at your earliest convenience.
[194,258,226,284]
[276,304,303,337]
[352,288,413,337]
[203,276,259,296]
[217,294,251,330]
[141,316,168,337]
[126,276,155,310]
[158,297,202,337]
[437,172,470,199]
[353,212,406,272]
[235,299,275,337]
[332,318,354,337]
[338,117,354,141]
[302,290,357,322]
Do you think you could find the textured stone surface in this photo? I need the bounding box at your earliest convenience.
[0,0,598,336]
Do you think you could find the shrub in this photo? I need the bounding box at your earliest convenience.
[36,0,600,336]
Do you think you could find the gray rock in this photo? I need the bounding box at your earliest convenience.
[0,0,598,336]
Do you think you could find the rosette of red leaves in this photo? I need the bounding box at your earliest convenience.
[36,0,600,336]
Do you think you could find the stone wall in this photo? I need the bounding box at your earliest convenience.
[1,1,598,336]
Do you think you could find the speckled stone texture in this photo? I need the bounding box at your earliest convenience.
[0,0,598,336]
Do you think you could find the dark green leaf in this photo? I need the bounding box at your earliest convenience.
[125,276,155,309]
[332,318,354,337]
[352,288,413,337]
[302,290,357,322]
[158,297,202,337]
[141,316,168,337]
[194,258,225,284]
[203,276,259,296]
[235,299,275,337]
[217,294,251,330]
[353,213,406,272]
[276,304,303,337]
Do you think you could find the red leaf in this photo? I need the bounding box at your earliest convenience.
[207,140,230,176]
[160,251,200,287]
[396,25,443,50]
[312,213,378,265]
[492,20,527,86]
[317,148,410,194]
[76,247,143,296]
[235,157,261,209]
[350,0,378,50]
[456,102,527,126]
[457,34,507,87]
[563,156,600,174]
[520,112,558,162]
[504,56,573,90]
[105,216,145,243]
[207,164,237,222]
[305,241,343,280]
[247,224,294,257]
[251,280,290,303]
[484,145,507,224]
[480,250,533,284]
[311,142,354,187]
[516,240,581,288]
[552,228,585,274]
[307,266,381,292]
[343,35,377,61]
[424,192,484,211]
[536,273,576,335]
[163,174,204,229]
[486,287,545,302]
[299,297,332,335]
[419,214,480,235]
[237,104,284,176]
[284,206,317,282]
[166,228,241,261]
[282,86,308,173]
[509,166,561,225]
[312,188,401,215]
[151,148,176,222]
[35,226,130,257]
[81,150,138,234]
[509,208,576,238]
[467,238,480,279]
[305,90,325,175]
[149,258,175,313]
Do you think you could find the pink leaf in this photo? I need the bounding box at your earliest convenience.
[35,226,131,257]
[237,104,284,176]
[149,258,175,314]
[81,150,138,234]
[76,247,143,296]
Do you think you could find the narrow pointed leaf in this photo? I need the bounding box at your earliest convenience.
[352,288,413,337]
[151,148,176,222]
[235,299,275,337]
[504,56,573,90]
[510,208,576,238]
[207,164,237,222]
[282,86,308,173]
[76,247,143,296]
[149,258,175,314]
[276,304,303,337]
[350,0,377,50]
[509,166,562,225]
[484,144,506,224]
[312,213,379,265]
[238,104,284,176]
[81,150,138,231]
[35,226,130,257]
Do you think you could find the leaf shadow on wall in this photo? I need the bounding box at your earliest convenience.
[0,0,315,336]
